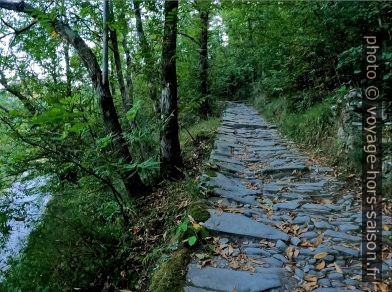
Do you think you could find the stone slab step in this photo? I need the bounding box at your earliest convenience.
[203,210,289,241]
[186,264,283,292]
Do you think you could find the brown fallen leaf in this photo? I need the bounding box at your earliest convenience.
[241,264,255,272]
[304,275,317,282]
[334,262,343,273]
[373,282,389,292]
[314,252,328,259]
[229,260,240,270]
[314,234,324,247]
[315,260,326,270]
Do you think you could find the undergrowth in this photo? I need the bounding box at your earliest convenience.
[1,117,220,292]
[253,90,361,174]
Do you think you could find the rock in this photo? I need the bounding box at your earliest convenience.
[324,230,361,241]
[219,238,229,245]
[276,240,287,251]
[339,223,359,232]
[324,255,335,261]
[243,247,271,257]
[203,210,289,241]
[272,254,289,264]
[294,268,304,279]
[264,257,284,267]
[300,231,318,239]
[328,273,344,280]
[186,264,283,291]
[332,245,360,257]
[291,216,311,224]
[273,202,299,210]
[314,221,334,229]
[302,203,330,211]
[331,281,344,287]
[291,237,301,246]
[309,259,316,264]
[243,210,252,218]
[344,279,360,286]
[318,278,331,286]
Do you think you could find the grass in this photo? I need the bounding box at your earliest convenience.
[0,117,220,292]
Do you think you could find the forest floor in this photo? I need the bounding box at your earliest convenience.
[183,102,391,292]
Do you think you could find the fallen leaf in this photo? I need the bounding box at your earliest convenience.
[249,258,263,265]
[314,252,328,259]
[316,260,326,270]
[229,260,240,269]
[373,282,388,292]
[241,264,255,272]
[334,262,343,273]
[304,275,317,282]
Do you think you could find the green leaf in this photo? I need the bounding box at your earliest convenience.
[187,236,197,246]
[176,222,188,236]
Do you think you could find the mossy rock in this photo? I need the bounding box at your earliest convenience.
[149,249,190,292]
[188,201,210,223]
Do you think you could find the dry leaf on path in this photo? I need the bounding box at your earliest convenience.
[315,260,325,270]
[314,252,328,259]
[334,262,343,273]
[373,282,389,292]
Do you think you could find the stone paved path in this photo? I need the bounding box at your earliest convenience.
[184,103,391,292]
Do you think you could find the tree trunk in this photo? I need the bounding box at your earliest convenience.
[0,0,147,196]
[61,0,71,97]
[199,3,209,116]
[132,0,159,110]
[160,0,183,179]
[109,6,131,113]
[119,7,134,107]
[64,41,72,97]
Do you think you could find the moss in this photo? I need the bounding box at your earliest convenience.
[148,249,190,292]
[188,201,210,223]
[205,169,217,178]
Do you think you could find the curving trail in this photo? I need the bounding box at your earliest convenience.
[184,103,391,292]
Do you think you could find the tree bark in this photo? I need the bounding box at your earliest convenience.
[61,0,72,97]
[198,3,209,116]
[64,41,72,97]
[118,9,134,109]
[0,0,147,196]
[160,0,183,179]
[109,3,131,113]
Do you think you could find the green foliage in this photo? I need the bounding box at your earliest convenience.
[0,183,136,291]
[175,216,209,248]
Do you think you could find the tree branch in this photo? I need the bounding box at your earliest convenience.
[178,31,200,46]
[0,71,36,114]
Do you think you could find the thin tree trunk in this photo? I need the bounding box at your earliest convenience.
[64,41,72,97]
[160,0,183,179]
[199,3,209,116]
[119,7,134,106]
[109,2,131,113]
[61,0,71,97]
[132,0,159,110]
[0,0,147,196]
